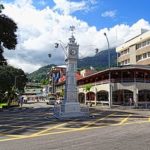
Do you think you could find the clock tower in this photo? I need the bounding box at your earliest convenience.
[54,31,89,119]
[65,35,79,103]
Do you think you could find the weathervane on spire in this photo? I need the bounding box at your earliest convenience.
[70,26,75,36]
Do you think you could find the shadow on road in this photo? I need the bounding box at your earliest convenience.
[0,103,149,136]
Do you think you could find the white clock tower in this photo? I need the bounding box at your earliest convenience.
[54,28,89,119]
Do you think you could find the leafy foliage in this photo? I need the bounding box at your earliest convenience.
[0,65,27,102]
[0,4,18,65]
[83,84,93,92]
[0,4,4,13]
[40,79,49,85]
[27,64,56,83]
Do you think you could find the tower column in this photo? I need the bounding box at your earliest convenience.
[54,33,89,119]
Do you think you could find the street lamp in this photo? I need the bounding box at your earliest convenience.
[104,33,110,69]
[55,41,68,59]
[104,32,112,108]
[50,41,68,95]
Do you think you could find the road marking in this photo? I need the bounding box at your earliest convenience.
[57,127,77,130]
[0,113,150,142]
[81,113,115,129]
[0,125,99,142]
[118,114,132,125]
[31,122,67,136]
[0,121,49,136]
[123,120,149,125]
[0,118,150,142]
[0,133,24,138]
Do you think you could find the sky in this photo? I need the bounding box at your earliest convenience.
[1,0,150,73]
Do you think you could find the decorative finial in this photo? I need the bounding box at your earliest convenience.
[70,26,75,36]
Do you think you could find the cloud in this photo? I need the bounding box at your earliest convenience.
[2,0,150,73]
[101,10,117,18]
[53,0,86,15]
[53,0,95,15]
[7,58,42,74]
[14,0,33,7]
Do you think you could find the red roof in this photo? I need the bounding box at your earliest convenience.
[58,73,83,83]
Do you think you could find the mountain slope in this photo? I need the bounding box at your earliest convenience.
[28,48,117,82]
[28,64,56,82]
[78,48,117,70]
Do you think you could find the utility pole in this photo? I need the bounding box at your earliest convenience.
[104,32,112,108]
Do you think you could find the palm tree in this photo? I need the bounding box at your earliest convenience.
[83,83,92,92]
[0,4,17,65]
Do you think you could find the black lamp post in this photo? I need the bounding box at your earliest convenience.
[104,32,112,108]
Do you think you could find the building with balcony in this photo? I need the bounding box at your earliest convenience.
[55,65,150,108]
[116,30,150,66]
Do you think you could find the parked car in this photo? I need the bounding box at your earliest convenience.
[46,97,56,105]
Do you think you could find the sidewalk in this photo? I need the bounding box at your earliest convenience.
[89,104,150,116]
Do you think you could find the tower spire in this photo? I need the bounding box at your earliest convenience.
[70,26,75,36]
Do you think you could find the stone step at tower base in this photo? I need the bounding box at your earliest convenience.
[54,102,89,119]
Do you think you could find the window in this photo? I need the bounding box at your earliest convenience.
[136,52,150,62]
[136,39,150,50]
[125,60,127,64]
[142,41,146,47]
[120,48,129,56]
[136,43,141,49]
[136,55,142,61]
[120,59,130,65]
[147,40,150,45]
[143,53,147,59]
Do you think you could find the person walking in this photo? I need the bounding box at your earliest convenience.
[129,97,133,107]
[19,96,24,107]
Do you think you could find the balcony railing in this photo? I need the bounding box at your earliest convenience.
[78,78,150,88]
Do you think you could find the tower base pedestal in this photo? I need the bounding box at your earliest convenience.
[54,102,89,119]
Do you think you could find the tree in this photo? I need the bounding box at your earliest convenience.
[0,4,17,65]
[0,65,28,104]
[83,84,92,92]
[0,4,4,13]
[40,79,49,85]
[60,89,64,98]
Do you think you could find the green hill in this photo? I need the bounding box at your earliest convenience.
[27,64,56,83]
[78,48,117,70]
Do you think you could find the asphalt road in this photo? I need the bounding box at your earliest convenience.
[0,102,150,150]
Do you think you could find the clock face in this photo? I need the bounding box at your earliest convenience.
[70,49,76,55]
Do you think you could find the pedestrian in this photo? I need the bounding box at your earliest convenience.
[19,96,24,107]
[129,97,133,106]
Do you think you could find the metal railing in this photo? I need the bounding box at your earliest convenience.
[78,78,150,88]
[137,102,150,109]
